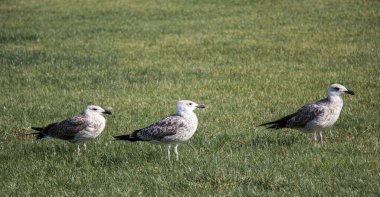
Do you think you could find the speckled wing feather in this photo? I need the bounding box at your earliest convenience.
[45,115,90,140]
[133,114,187,141]
[260,98,329,129]
[286,99,328,128]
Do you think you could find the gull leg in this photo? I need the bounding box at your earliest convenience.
[83,143,87,152]
[77,144,81,155]
[319,131,324,146]
[313,132,318,146]
[166,144,171,160]
[174,144,179,161]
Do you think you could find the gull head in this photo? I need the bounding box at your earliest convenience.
[83,105,113,116]
[328,83,355,97]
[176,100,206,115]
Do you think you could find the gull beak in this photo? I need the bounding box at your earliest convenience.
[196,104,206,108]
[103,109,113,115]
[344,90,355,95]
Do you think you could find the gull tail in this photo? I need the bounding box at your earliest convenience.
[31,127,44,132]
[29,127,49,140]
[114,131,144,142]
[259,113,295,129]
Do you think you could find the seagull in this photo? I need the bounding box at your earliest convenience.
[260,83,354,145]
[114,100,206,161]
[30,105,112,154]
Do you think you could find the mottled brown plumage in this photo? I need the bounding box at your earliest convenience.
[40,115,90,141]
[130,115,187,141]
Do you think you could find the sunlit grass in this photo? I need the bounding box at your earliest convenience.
[1,0,379,196]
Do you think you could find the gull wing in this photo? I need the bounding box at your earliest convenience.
[133,114,188,141]
[46,115,90,140]
[260,98,328,129]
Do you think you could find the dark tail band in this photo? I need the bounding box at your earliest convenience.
[31,127,43,132]
[29,127,49,139]
[113,134,142,142]
[259,113,296,129]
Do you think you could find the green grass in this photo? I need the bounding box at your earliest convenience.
[1,0,379,196]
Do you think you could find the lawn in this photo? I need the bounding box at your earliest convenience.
[0,0,379,196]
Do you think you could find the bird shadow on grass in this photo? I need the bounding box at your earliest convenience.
[253,178,289,192]
[23,143,73,156]
[94,155,126,167]
[250,135,297,148]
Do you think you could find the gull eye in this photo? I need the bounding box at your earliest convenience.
[333,87,340,91]
[188,103,193,106]
[92,108,98,111]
